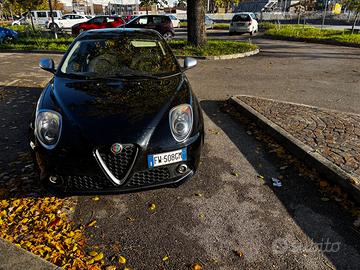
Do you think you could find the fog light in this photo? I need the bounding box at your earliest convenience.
[49,175,58,184]
[177,164,188,174]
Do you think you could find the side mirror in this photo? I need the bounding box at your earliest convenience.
[183,57,197,70]
[39,58,55,73]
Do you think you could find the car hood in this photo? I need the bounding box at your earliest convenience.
[52,75,185,146]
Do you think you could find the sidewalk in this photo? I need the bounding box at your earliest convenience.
[0,238,60,270]
[231,95,360,203]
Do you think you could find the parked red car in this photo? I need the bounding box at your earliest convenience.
[72,16,124,35]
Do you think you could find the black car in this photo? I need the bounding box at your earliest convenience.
[125,15,175,40]
[29,28,204,194]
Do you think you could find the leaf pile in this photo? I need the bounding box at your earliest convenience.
[0,196,103,269]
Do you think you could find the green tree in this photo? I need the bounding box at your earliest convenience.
[214,0,240,12]
[347,0,360,33]
[140,0,168,14]
[187,0,206,46]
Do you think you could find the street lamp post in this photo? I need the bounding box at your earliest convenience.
[321,0,328,30]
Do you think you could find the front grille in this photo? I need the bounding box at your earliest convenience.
[126,167,171,187]
[65,175,113,190]
[97,144,137,181]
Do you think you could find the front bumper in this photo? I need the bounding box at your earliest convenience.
[31,132,203,194]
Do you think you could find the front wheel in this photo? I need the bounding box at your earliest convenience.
[163,32,173,41]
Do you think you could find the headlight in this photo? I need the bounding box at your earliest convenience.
[35,110,62,149]
[169,104,193,142]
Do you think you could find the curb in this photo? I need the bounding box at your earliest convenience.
[0,237,61,270]
[262,34,360,48]
[229,96,360,205]
[177,48,260,60]
[0,48,260,60]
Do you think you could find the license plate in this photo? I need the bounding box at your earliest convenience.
[147,148,187,168]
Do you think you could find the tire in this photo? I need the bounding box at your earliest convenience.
[163,32,173,41]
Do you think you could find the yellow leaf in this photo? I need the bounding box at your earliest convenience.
[233,249,244,258]
[191,262,203,270]
[148,203,156,211]
[89,251,98,257]
[106,266,117,270]
[87,220,97,227]
[162,255,169,261]
[86,258,94,265]
[118,255,127,264]
[93,252,104,261]
[92,196,100,201]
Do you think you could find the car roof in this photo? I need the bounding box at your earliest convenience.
[78,28,163,40]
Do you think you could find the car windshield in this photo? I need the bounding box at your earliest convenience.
[60,37,180,78]
[232,14,251,22]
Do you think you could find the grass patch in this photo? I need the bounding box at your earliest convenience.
[169,39,257,56]
[0,35,257,56]
[265,24,360,45]
[180,22,229,30]
[213,23,229,30]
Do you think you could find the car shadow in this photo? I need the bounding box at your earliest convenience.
[0,85,51,199]
[200,99,360,269]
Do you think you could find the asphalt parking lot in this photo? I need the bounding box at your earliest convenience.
[0,38,360,269]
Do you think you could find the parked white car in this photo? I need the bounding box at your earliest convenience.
[12,10,62,26]
[167,14,181,28]
[229,12,258,35]
[46,14,92,30]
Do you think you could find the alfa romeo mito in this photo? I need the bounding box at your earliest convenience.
[29,28,204,194]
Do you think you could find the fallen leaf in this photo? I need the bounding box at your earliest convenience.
[92,196,100,201]
[118,255,127,264]
[194,193,203,197]
[321,197,330,202]
[231,171,240,177]
[87,220,97,227]
[148,203,156,211]
[162,255,169,261]
[106,266,117,270]
[319,181,328,188]
[233,249,244,258]
[89,251,98,257]
[93,252,104,261]
[191,262,203,270]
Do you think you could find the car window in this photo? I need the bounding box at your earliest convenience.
[107,17,115,23]
[74,15,83,19]
[86,16,92,19]
[90,17,105,23]
[153,16,162,24]
[63,15,70,19]
[60,37,180,77]
[138,17,148,24]
[232,14,251,22]
[48,12,58,17]
[37,12,47,18]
